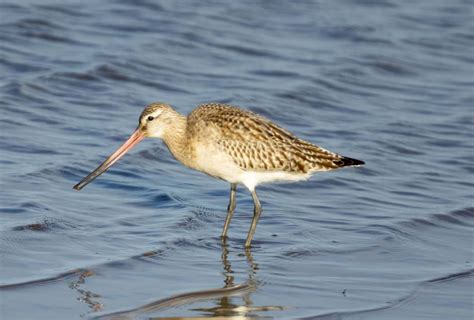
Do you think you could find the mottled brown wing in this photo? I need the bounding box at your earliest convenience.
[188,103,345,173]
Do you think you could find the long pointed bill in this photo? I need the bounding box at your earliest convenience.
[73,129,145,190]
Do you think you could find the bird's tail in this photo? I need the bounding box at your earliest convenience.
[333,156,365,168]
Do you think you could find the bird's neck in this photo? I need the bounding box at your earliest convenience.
[161,111,190,166]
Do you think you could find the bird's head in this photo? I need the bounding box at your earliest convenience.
[137,102,175,138]
[73,102,175,191]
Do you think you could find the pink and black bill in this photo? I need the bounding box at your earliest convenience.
[73,129,145,190]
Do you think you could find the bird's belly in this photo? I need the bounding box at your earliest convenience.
[239,170,311,191]
[192,143,244,183]
[192,145,310,189]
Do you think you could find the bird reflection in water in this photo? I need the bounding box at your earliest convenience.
[93,242,284,319]
[187,242,284,319]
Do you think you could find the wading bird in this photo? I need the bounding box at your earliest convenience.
[74,102,364,247]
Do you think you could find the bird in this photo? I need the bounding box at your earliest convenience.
[74,102,364,247]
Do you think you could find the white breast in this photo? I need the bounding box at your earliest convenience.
[192,141,245,182]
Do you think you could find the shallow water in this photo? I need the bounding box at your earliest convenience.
[1,0,473,319]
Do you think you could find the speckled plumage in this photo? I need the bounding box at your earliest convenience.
[75,101,364,247]
[187,103,350,174]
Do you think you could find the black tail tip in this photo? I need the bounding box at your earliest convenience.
[334,156,365,168]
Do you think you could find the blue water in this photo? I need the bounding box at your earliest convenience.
[1,0,473,319]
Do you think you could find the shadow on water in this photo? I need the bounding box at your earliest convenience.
[0,241,284,319]
[92,242,284,319]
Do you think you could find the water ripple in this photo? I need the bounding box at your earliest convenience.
[1,0,472,319]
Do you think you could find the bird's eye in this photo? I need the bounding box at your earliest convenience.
[147,116,154,121]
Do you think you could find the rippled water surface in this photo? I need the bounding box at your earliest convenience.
[1,0,473,319]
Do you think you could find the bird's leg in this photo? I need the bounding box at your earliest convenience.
[245,190,262,248]
[221,183,237,239]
